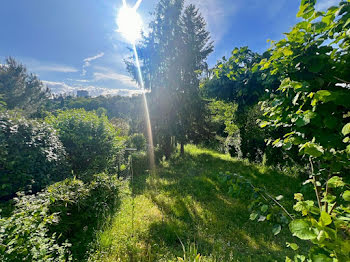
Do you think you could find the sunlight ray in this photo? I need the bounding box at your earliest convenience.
[117,0,155,171]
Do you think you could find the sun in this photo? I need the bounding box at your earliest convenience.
[117,3,143,44]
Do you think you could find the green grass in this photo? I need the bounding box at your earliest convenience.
[89,145,307,261]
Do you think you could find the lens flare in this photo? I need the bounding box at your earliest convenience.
[117,0,155,171]
[117,4,143,43]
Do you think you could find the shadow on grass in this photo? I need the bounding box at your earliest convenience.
[52,189,122,261]
[137,146,306,261]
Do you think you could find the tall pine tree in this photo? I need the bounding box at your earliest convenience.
[0,58,50,116]
[177,4,213,154]
[127,0,213,157]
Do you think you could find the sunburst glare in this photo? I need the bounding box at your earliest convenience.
[117,2,143,43]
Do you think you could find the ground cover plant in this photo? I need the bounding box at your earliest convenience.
[0,174,121,261]
[89,145,309,261]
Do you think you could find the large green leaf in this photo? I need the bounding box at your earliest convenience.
[327,176,345,188]
[314,90,334,103]
[289,219,317,240]
[343,191,350,201]
[297,0,316,19]
[342,123,350,136]
[272,224,281,235]
[309,249,333,262]
[319,211,332,227]
[301,143,324,157]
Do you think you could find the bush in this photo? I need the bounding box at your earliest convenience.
[47,174,120,259]
[46,109,122,177]
[0,174,120,261]
[0,111,69,199]
[0,192,72,262]
[128,133,146,151]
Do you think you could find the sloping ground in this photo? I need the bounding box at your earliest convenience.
[89,145,306,261]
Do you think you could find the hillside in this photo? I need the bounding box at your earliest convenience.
[89,145,306,261]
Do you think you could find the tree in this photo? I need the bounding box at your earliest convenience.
[177,4,214,154]
[0,58,50,116]
[127,0,213,157]
[201,47,280,161]
[0,94,6,111]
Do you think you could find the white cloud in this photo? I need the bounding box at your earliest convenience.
[42,80,77,95]
[43,80,142,97]
[3,57,79,74]
[30,64,78,73]
[93,66,138,88]
[315,0,340,11]
[82,52,105,76]
[67,78,91,83]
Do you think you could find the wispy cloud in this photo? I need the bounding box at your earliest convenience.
[82,52,105,76]
[93,66,138,88]
[29,63,78,73]
[315,0,340,11]
[67,78,91,83]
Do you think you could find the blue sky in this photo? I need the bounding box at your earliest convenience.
[0,0,339,96]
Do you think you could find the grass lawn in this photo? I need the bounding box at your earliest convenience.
[89,145,307,261]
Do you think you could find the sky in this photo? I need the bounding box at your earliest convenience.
[0,0,339,97]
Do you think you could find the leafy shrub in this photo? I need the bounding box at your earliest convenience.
[131,152,149,176]
[0,174,120,261]
[258,0,350,260]
[110,117,130,137]
[287,176,350,261]
[128,133,146,151]
[0,111,69,199]
[46,109,122,177]
[0,192,72,262]
[47,174,120,259]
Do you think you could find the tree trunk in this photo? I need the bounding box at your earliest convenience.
[180,142,185,156]
[164,135,172,160]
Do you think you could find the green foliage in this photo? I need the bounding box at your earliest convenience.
[0,173,120,261]
[0,94,6,111]
[47,174,120,259]
[201,47,281,162]
[177,242,202,262]
[128,133,146,151]
[0,192,72,262]
[219,172,292,237]
[127,0,213,157]
[259,0,350,172]
[201,47,277,107]
[0,58,50,116]
[208,100,238,137]
[258,0,350,260]
[91,145,305,261]
[45,109,122,177]
[110,117,130,137]
[0,111,69,199]
[47,95,144,124]
[288,176,350,260]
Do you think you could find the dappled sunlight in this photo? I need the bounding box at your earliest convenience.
[90,146,307,260]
